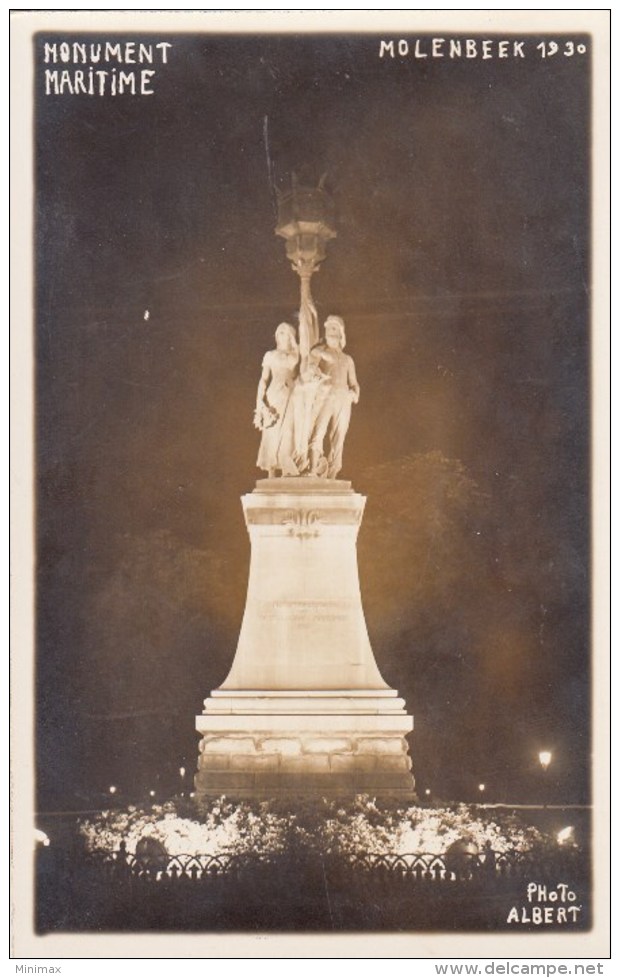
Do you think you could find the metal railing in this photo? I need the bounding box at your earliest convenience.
[88,845,585,884]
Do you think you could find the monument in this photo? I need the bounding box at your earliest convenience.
[195,176,415,799]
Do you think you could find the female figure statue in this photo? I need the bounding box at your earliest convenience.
[254,322,300,477]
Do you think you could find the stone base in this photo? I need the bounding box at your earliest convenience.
[195,480,416,801]
[195,690,415,801]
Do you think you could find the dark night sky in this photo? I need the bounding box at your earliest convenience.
[35,32,590,810]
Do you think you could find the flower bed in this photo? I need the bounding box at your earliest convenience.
[79,796,549,861]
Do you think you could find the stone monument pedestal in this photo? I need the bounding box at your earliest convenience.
[195,478,415,800]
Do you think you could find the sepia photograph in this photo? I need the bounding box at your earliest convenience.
[11,9,610,959]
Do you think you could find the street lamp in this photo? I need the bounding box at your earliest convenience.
[557,826,575,846]
[538,750,552,807]
[34,829,50,848]
[478,783,486,794]
[539,751,552,771]
[109,785,117,795]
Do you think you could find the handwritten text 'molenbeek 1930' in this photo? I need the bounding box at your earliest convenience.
[379,37,588,60]
[42,40,173,96]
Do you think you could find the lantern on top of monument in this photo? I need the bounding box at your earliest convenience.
[275,172,337,272]
[275,173,337,361]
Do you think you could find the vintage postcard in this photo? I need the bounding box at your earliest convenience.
[10,9,610,960]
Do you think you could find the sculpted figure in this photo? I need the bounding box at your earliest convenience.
[308,316,360,479]
[254,323,300,477]
[289,288,325,473]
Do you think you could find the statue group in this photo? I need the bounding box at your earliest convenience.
[254,313,360,480]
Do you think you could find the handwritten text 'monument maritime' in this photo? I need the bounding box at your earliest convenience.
[42,41,173,96]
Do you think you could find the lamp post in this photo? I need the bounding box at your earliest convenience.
[275,173,337,366]
[538,750,552,807]
[274,173,338,473]
[538,751,552,770]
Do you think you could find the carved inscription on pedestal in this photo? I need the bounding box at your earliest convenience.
[257,599,355,623]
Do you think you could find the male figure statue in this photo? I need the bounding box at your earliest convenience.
[308,315,360,479]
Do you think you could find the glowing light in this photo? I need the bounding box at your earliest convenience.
[79,803,546,859]
[109,785,117,794]
[179,766,186,778]
[538,751,552,770]
[425,789,431,796]
[478,784,486,792]
[189,792,195,799]
[149,790,156,797]
[557,826,575,846]
[34,829,50,847]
